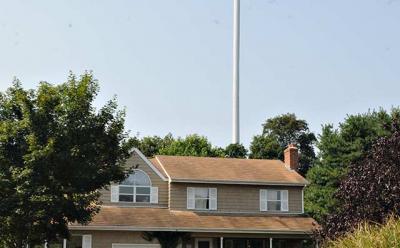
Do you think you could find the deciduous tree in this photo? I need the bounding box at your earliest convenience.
[134,134,174,157]
[224,143,247,158]
[0,73,133,247]
[249,113,316,175]
[158,134,221,157]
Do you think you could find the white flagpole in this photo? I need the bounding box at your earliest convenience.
[232,0,240,144]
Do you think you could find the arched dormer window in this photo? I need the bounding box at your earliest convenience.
[119,170,151,203]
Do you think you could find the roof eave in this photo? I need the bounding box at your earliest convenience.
[69,225,313,235]
[170,178,308,187]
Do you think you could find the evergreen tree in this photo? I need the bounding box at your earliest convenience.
[305,109,399,223]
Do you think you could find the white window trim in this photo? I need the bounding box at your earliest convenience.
[119,169,152,203]
[188,187,217,211]
[301,188,304,213]
[260,189,289,212]
[118,185,152,203]
[132,148,168,181]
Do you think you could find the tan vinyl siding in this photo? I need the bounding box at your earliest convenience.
[170,183,303,214]
[99,151,168,207]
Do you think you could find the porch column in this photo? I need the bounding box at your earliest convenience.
[220,237,224,248]
[63,239,67,248]
[269,238,272,248]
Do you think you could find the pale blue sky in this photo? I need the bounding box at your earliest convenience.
[0,0,399,147]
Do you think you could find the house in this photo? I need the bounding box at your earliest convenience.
[64,144,316,248]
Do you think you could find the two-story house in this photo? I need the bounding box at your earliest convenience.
[65,144,316,248]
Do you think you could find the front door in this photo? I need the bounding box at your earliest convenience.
[195,238,213,248]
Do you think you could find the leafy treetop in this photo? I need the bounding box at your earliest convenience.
[249,113,316,175]
[0,73,133,248]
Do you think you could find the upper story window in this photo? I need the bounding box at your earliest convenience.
[260,189,289,212]
[187,187,217,210]
[119,170,152,203]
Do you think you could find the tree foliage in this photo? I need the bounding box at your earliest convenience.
[321,122,400,239]
[158,134,222,157]
[224,143,247,158]
[0,73,133,247]
[134,134,241,158]
[249,113,316,175]
[133,134,174,157]
[142,231,190,248]
[305,109,399,223]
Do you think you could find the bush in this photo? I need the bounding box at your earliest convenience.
[321,124,400,239]
[325,216,400,248]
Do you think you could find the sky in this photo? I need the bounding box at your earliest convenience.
[0,0,399,148]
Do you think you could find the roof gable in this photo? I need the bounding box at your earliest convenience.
[131,148,168,181]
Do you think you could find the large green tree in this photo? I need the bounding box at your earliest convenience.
[0,73,133,247]
[135,134,248,159]
[133,134,174,157]
[249,113,316,175]
[224,143,247,158]
[158,134,223,157]
[321,122,400,240]
[305,109,398,223]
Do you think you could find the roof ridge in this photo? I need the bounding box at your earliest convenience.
[155,155,282,162]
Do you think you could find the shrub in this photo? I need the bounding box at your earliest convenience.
[321,123,400,239]
[325,216,400,248]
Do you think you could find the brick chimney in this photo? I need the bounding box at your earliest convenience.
[284,144,299,171]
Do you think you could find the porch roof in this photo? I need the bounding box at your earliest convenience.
[70,207,317,235]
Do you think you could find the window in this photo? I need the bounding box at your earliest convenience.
[119,170,151,203]
[260,189,288,212]
[194,188,210,209]
[187,187,217,210]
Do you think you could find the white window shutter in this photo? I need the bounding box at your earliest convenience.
[260,189,267,211]
[150,186,158,204]
[187,187,195,209]
[209,188,217,210]
[82,235,92,248]
[281,190,289,211]
[111,185,119,203]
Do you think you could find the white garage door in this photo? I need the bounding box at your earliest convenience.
[112,244,161,248]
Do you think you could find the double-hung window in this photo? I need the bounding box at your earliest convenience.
[187,187,217,210]
[260,189,289,212]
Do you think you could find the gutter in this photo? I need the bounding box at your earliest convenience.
[170,179,308,187]
[68,226,313,235]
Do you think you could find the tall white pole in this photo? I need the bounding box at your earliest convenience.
[232,0,240,144]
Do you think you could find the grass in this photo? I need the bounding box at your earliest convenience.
[325,216,400,248]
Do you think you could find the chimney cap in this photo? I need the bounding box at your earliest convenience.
[287,143,298,149]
